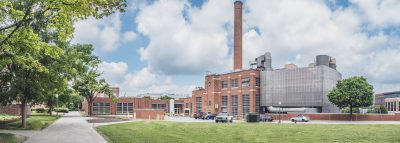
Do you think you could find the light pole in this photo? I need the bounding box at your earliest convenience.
[278,101,281,124]
[55,94,59,116]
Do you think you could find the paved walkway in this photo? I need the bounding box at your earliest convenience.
[25,111,107,143]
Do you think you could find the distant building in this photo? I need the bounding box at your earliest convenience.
[375,91,400,112]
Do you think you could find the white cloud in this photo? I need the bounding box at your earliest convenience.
[72,14,123,52]
[350,0,400,28]
[243,0,400,93]
[122,31,138,43]
[136,0,233,74]
[98,61,128,86]
[85,0,400,95]
[121,68,196,96]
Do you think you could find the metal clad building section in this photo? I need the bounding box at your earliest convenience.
[260,66,341,113]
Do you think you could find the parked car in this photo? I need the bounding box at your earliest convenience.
[202,113,217,120]
[193,112,205,119]
[290,115,310,123]
[215,113,233,123]
[260,114,274,122]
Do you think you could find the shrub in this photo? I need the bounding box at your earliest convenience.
[54,108,69,113]
[36,108,47,113]
[341,107,360,113]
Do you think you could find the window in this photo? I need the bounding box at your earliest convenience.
[242,77,250,87]
[221,96,228,113]
[231,79,238,88]
[152,104,166,109]
[92,102,110,114]
[231,95,238,116]
[196,97,202,112]
[242,95,250,116]
[209,101,211,106]
[256,77,260,86]
[221,80,228,89]
[256,95,260,113]
[117,103,133,114]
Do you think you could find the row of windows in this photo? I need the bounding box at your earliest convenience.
[221,77,260,89]
[219,95,261,115]
[152,104,166,109]
[196,97,202,112]
[93,103,134,114]
[92,103,110,114]
[386,102,398,111]
[117,103,133,114]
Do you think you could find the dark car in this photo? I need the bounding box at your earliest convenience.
[260,114,274,122]
[202,113,217,120]
[193,112,205,119]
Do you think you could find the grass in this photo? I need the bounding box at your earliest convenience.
[0,114,20,121]
[97,121,400,143]
[0,115,59,130]
[0,133,27,143]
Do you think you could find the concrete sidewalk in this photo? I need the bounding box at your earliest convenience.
[26,111,107,143]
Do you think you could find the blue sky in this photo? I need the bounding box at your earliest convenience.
[72,0,400,96]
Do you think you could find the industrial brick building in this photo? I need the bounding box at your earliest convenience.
[191,1,341,117]
[191,69,261,119]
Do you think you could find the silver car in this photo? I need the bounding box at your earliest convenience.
[290,115,310,122]
[215,113,233,123]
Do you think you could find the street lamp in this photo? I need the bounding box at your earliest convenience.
[278,101,281,124]
[55,94,59,116]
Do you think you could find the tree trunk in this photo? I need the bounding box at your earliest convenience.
[48,107,53,116]
[88,100,92,116]
[350,105,353,121]
[20,99,27,128]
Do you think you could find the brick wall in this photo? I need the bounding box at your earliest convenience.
[269,113,400,121]
[134,109,165,120]
[0,104,31,116]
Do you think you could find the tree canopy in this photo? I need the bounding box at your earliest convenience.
[0,0,126,128]
[328,76,374,117]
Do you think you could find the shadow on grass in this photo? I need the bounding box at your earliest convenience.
[0,115,59,130]
[0,133,28,143]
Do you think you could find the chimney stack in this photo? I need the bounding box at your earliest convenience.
[233,1,243,70]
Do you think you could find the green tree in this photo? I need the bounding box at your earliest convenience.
[159,95,174,100]
[143,96,152,99]
[71,44,114,116]
[328,76,374,119]
[0,0,126,128]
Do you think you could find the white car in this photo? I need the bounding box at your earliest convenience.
[215,113,233,123]
[290,115,310,122]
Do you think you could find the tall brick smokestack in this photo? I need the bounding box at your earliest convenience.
[233,1,242,70]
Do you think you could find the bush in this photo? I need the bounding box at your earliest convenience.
[54,108,69,113]
[36,108,48,113]
[366,106,388,114]
[341,107,360,113]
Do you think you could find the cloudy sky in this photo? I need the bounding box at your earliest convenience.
[72,0,400,96]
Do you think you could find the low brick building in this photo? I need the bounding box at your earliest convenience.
[82,87,193,118]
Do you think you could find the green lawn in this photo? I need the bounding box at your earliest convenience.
[97,121,400,143]
[0,133,27,143]
[0,115,59,130]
